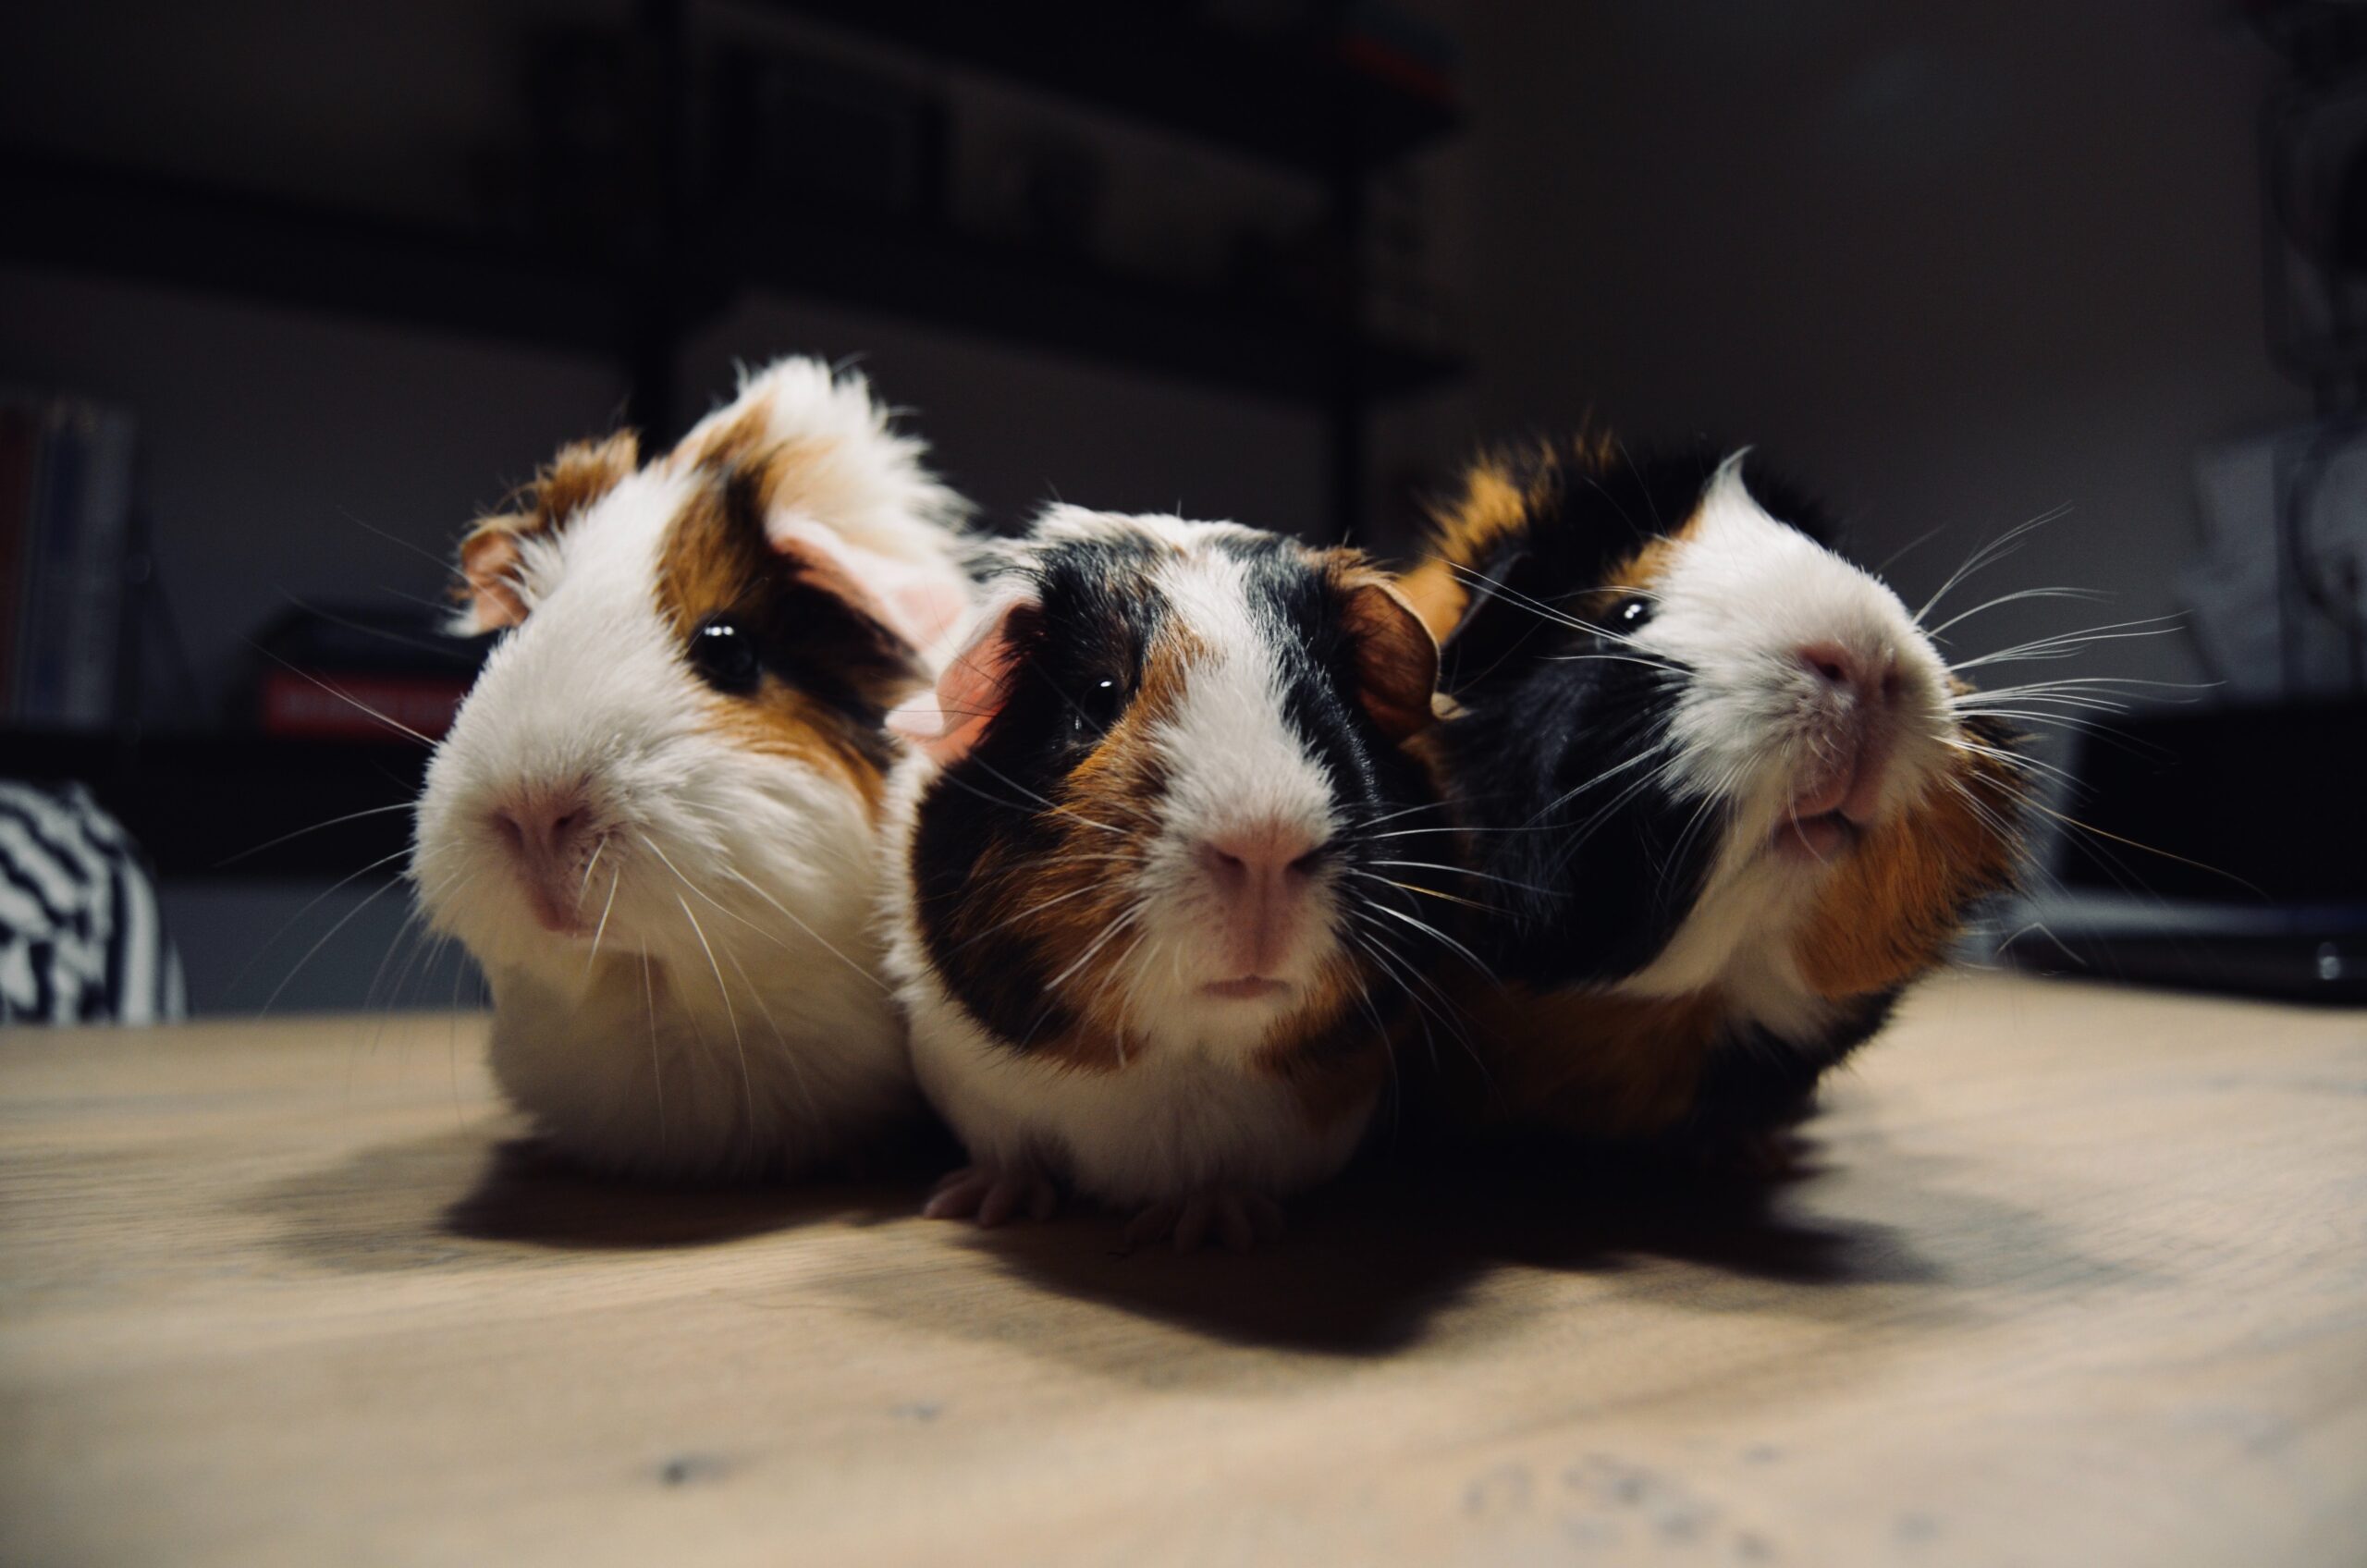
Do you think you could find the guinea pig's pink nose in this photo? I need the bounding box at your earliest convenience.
[1797,642,1901,707]
[489,790,601,934]
[1197,820,1325,890]
[489,794,595,868]
[1197,819,1326,980]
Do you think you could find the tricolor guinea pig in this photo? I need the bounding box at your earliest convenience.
[1400,439,2028,1154]
[881,506,1443,1251]
[411,357,975,1181]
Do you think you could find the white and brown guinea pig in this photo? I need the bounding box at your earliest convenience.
[1400,438,2027,1153]
[881,506,1443,1250]
[411,357,975,1182]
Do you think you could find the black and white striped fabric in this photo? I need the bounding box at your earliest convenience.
[0,780,184,1024]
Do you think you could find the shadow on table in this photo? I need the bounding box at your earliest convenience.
[891,1133,1942,1369]
[443,1137,928,1248]
[250,1126,938,1271]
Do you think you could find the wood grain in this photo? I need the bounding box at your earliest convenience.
[1,975,2362,1566]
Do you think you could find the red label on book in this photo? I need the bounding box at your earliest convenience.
[260,671,467,741]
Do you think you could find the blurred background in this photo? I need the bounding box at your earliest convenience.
[0,0,2359,1016]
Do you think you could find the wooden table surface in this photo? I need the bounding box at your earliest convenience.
[1,974,2361,1566]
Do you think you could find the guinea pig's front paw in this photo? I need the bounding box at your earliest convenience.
[920,1163,1060,1228]
[1119,1190,1287,1256]
[1679,1123,1813,1184]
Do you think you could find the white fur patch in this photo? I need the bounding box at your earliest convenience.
[1615,459,1955,1045]
[1127,544,1343,1057]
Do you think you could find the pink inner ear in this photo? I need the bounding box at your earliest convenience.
[1343,579,1441,742]
[768,515,971,659]
[458,528,528,633]
[887,594,1035,765]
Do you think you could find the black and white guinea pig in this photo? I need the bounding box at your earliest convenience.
[411,357,975,1181]
[1399,438,2027,1151]
[881,506,1443,1251]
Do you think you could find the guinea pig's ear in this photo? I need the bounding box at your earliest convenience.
[887,590,1038,764]
[454,518,532,634]
[1339,574,1441,742]
[767,514,971,662]
[450,431,640,635]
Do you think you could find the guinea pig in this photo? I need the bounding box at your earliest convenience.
[881,505,1444,1250]
[1398,438,2027,1156]
[411,357,975,1181]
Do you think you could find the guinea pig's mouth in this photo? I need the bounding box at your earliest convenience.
[1774,809,1860,862]
[1201,976,1293,1001]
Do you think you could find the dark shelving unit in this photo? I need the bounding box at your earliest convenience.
[2,150,1459,408]
[4,151,642,361]
[734,0,1462,177]
[2,4,1464,882]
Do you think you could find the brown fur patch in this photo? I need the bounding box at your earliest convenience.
[1400,454,1540,643]
[653,459,926,819]
[1029,623,1202,1070]
[526,431,642,531]
[1401,431,1661,645]
[1600,531,1688,598]
[454,431,640,626]
[665,396,771,476]
[668,401,908,558]
[1323,555,1441,741]
[1447,977,1731,1139]
[1792,734,2024,998]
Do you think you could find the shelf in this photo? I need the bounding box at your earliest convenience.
[714,203,1462,402]
[1,731,427,882]
[3,151,1461,407]
[1,151,638,363]
[743,0,1463,176]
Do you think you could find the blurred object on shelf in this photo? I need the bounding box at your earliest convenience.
[508,27,641,250]
[1364,164,1455,354]
[245,604,484,743]
[2239,0,2367,80]
[2187,423,2367,696]
[0,393,135,732]
[713,45,946,222]
[2235,10,2367,702]
[1997,695,2367,1004]
[968,123,1108,259]
[1335,0,1462,105]
[2262,70,2367,391]
[1197,0,1462,104]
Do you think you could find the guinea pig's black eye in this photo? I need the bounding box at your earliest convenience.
[1612,595,1653,631]
[689,614,763,694]
[1069,676,1124,739]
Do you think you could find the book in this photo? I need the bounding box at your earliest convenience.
[6,396,134,729]
[0,404,36,710]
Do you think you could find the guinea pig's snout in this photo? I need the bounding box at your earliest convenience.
[1783,639,1907,851]
[487,785,604,936]
[1194,818,1326,987]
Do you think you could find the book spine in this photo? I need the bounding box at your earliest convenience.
[19,402,88,728]
[0,404,37,718]
[63,408,134,728]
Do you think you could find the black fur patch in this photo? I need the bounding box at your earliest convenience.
[910,535,1167,1050]
[1674,990,1898,1142]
